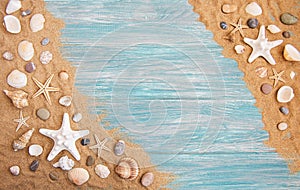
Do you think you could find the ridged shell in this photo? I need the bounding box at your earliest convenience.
[28,144,43,157]
[18,40,34,61]
[13,128,34,151]
[277,86,294,103]
[59,96,72,107]
[255,66,268,78]
[115,157,139,180]
[267,25,281,34]
[7,70,27,89]
[245,2,262,16]
[68,168,89,186]
[3,89,29,109]
[3,15,21,34]
[95,164,110,179]
[53,155,74,171]
[30,14,45,32]
[6,0,22,14]
[283,44,300,62]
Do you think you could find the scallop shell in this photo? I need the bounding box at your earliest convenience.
[7,70,27,89]
[3,89,29,109]
[13,128,34,151]
[267,25,281,34]
[18,40,34,61]
[53,155,74,171]
[29,144,43,157]
[3,15,21,34]
[95,164,110,179]
[59,96,72,107]
[255,66,268,78]
[30,14,45,32]
[40,51,53,64]
[277,86,294,103]
[68,168,90,186]
[234,45,245,54]
[115,157,139,180]
[10,165,20,176]
[283,44,300,62]
[6,0,22,14]
[245,2,262,16]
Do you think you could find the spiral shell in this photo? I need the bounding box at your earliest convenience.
[13,128,34,151]
[53,155,74,171]
[68,168,89,186]
[115,157,139,180]
[3,90,29,109]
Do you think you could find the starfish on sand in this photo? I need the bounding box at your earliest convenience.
[39,113,89,161]
[89,134,111,158]
[229,18,249,37]
[13,110,30,132]
[32,74,59,105]
[269,68,286,87]
[244,25,283,65]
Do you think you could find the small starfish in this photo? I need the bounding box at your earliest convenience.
[269,68,286,87]
[32,74,59,105]
[229,18,249,37]
[244,25,283,65]
[89,134,111,158]
[13,110,30,132]
[39,113,89,161]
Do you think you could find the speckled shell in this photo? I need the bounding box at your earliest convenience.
[30,14,45,32]
[3,89,29,109]
[277,86,294,103]
[284,44,300,62]
[3,15,21,34]
[13,128,34,151]
[68,168,90,186]
[115,157,139,180]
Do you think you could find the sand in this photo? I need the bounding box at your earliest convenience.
[189,0,300,172]
[0,0,172,189]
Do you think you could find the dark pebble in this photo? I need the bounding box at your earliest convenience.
[86,156,95,166]
[49,171,59,181]
[220,22,228,30]
[282,31,291,38]
[21,9,32,17]
[261,83,273,95]
[41,38,50,46]
[30,160,39,172]
[25,62,36,73]
[81,138,90,146]
[247,18,258,29]
[279,106,289,115]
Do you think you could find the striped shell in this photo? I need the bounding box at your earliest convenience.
[13,128,34,151]
[3,89,29,109]
[68,168,89,186]
[115,157,139,180]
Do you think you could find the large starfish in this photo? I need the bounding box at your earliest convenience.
[13,110,30,132]
[39,113,89,161]
[269,68,286,87]
[32,74,59,105]
[244,25,283,65]
[229,18,249,37]
[89,134,111,158]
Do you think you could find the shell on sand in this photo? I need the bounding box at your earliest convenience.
[115,157,139,180]
[3,15,21,34]
[245,2,262,16]
[68,168,90,186]
[95,164,110,179]
[283,44,300,62]
[7,70,27,89]
[234,45,245,54]
[267,25,281,34]
[277,86,294,103]
[13,128,35,151]
[6,0,22,14]
[18,40,34,61]
[30,14,45,32]
[59,96,72,107]
[255,66,268,78]
[28,144,43,157]
[3,89,29,109]
[10,165,20,176]
[53,155,74,171]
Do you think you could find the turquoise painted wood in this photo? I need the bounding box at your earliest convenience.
[46,0,300,189]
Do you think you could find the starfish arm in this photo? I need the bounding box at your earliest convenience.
[46,87,60,92]
[243,37,254,46]
[268,40,283,48]
[47,145,64,161]
[89,144,100,150]
[32,89,44,98]
[61,113,71,131]
[229,28,238,36]
[248,51,260,63]
[15,123,22,132]
[13,118,20,122]
[43,91,52,105]
[32,77,44,89]
[94,134,101,144]
[239,28,245,37]
[97,148,102,158]
[45,74,55,87]
[257,25,266,40]
[73,130,90,139]
[102,145,111,152]
[262,51,276,65]
[65,142,81,161]
[39,128,57,140]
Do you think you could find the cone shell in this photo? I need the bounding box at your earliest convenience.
[13,128,34,151]
[3,90,29,109]
[283,44,300,61]
[115,157,139,180]
[68,168,89,186]
[277,86,294,103]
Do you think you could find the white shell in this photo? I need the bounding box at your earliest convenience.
[59,96,72,107]
[277,86,294,103]
[278,122,288,131]
[53,155,74,171]
[68,168,90,186]
[40,51,53,64]
[245,2,262,16]
[267,25,281,34]
[3,15,21,34]
[30,14,45,32]
[6,0,22,14]
[234,45,245,54]
[18,40,34,61]
[7,70,27,88]
[72,113,82,123]
[59,71,69,80]
[290,71,296,80]
[283,44,300,62]
[3,51,14,61]
[10,165,20,176]
[28,144,43,157]
[95,164,110,179]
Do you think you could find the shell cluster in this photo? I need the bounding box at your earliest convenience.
[12,128,34,151]
[115,157,139,180]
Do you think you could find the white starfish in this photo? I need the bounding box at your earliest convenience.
[39,113,89,161]
[244,25,283,65]
[13,110,30,132]
[89,134,111,158]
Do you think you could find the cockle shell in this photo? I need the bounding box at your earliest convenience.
[267,25,281,34]
[28,144,43,157]
[40,51,53,64]
[245,2,262,16]
[13,128,34,151]
[68,168,90,186]
[3,90,29,109]
[255,66,268,78]
[30,14,45,32]
[115,157,139,180]
[53,155,74,171]
[277,86,294,103]
[95,164,110,179]
[3,15,21,34]
[7,70,27,88]
[283,44,300,62]
[10,165,20,176]
[59,96,72,107]
[6,0,22,14]
[18,40,34,61]
[234,45,245,54]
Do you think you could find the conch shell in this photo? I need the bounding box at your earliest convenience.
[115,157,139,180]
[13,128,34,151]
[3,90,29,109]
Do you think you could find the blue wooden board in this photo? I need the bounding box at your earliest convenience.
[46,0,300,189]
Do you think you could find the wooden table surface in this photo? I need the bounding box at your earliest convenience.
[46,0,300,189]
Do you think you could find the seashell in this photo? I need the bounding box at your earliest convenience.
[6,0,22,14]
[283,44,300,62]
[245,2,262,16]
[40,51,53,64]
[68,168,90,186]
[278,122,288,131]
[7,70,27,89]
[3,89,29,109]
[114,140,125,156]
[72,113,82,123]
[221,4,237,14]
[10,165,20,176]
[18,40,34,61]
[115,157,139,180]
[277,86,294,103]
[141,172,154,187]
[53,155,74,171]
[95,164,110,179]
[59,71,69,80]
[3,51,14,61]
[3,15,21,34]
[234,45,245,54]
[13,128,34,151]
[267,25,281,34]
[255,66,268,78]
[29,144,43,157]
[290,71,296,80]
[30,14,46,32]
[59,96,72,107]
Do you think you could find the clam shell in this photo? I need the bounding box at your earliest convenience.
[255,66,268,78]
[234,45,245,54]
[3,15,21,34]
[59,96,72,107]
[40,51,53,64]
[18,40,34,61]
[95,164,110,179]
[141,172,154,187]
[53,155,74,171]
[115,157,139,180]
[29,144,43,157]
[267,25,281,34]
[245,2,262,16]
[7,70,27,89]
[30,14,45,32]
[3,89,29,109]
[277,86,294,103]
[10,165,20,176]
[68,168,89,186]
[6,0,22,14]
[13,128,34,151]
[283,44,300,62]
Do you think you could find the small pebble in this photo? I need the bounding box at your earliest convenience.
[282,31,291,38]
[220,22,228,30]
[3,51,14,61]
[86,155,95,166]
[261,83,273,95]
[25,62,36,73]
[221,4,237,14]
[247,18,258,29]
[72,113,82,123]
[81,138,90,146]
[49,171,59,181]
[40,51,53,64]
[37,108,50,121]
[10,165,20,176]
[41,38,50,46]
[141,172,154,187]
[30,160,39,172]
[59,71,69,80]
[278,122,288,131]
[280,13,298,25]
[114,140,125,156]
[21,9,32,17]
[279,106,289,115]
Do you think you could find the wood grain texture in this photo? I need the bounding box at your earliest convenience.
[45,0,300,189]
